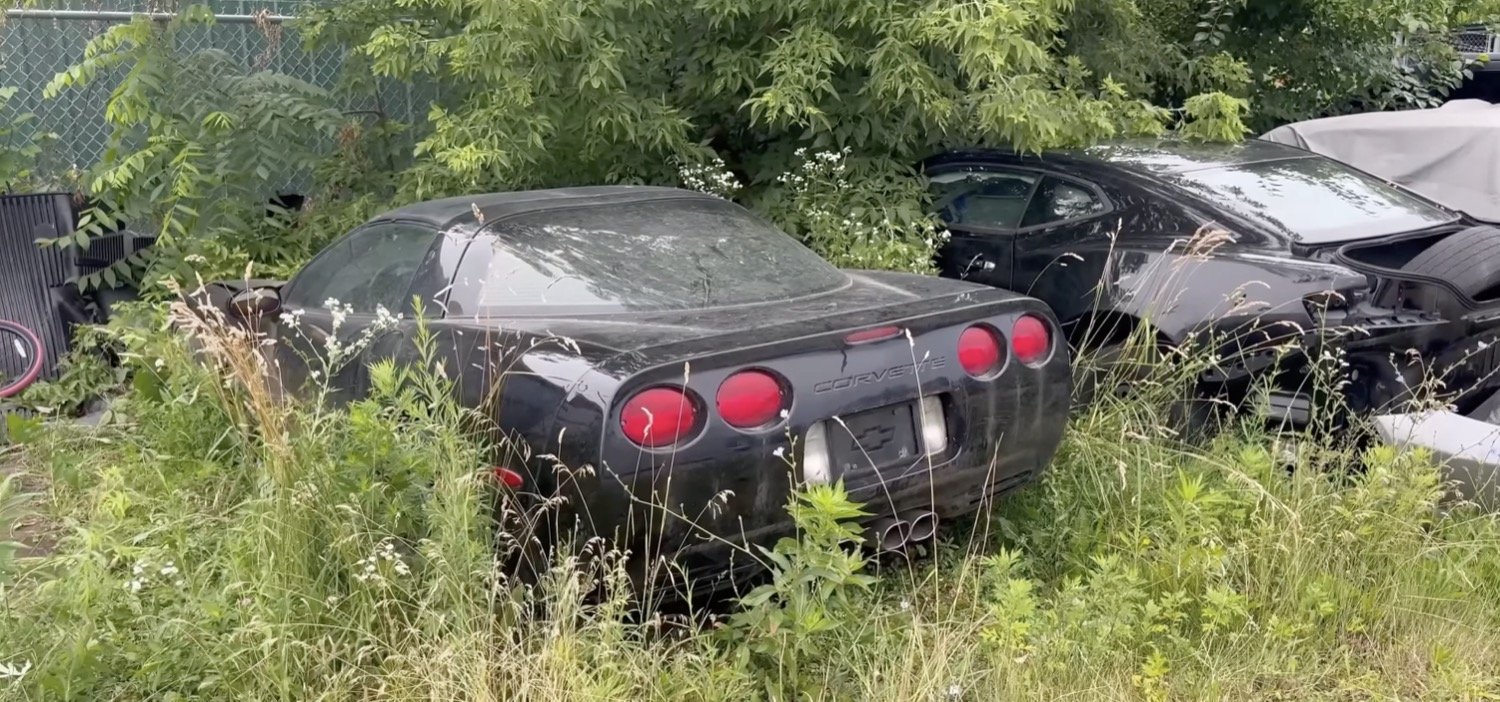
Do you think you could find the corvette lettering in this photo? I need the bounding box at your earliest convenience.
[813,357,948,393]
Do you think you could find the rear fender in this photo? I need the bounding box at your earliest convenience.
[1098,248,1367,346]
[1063,310,1166,350]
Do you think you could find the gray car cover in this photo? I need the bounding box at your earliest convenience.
[1261,100,1500,222]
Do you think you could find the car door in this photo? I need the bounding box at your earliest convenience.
[929,165,1043,289]
[1009,175,1114,322]
[271,220,445,402]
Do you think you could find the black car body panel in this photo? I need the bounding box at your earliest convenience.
[223,186,1071,593]
[924,139,1500,416]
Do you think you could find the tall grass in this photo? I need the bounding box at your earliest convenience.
[1,297,1499,701]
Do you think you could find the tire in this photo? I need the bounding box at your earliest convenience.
[0,320,45,399]
[1072,341,1151,410]
[1074,340,1218,440]
[1401,225,1500,299]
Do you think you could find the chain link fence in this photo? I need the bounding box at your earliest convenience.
[1,0,428,188]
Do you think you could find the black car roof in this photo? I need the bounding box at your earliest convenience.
[1079,138,1315,174]
[379,185,717,230]
[932,137,1317,178]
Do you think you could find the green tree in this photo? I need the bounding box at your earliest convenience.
[0,87,55,193]
[302,0,1239,270]
[44,7,340,291]
[1072,0,1500,132]
[46,0,1498,279]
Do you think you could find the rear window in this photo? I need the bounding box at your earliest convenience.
[1166,157,1457,243]
[447,197,847,316]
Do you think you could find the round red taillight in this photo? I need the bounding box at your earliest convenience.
[492,466,525,489]
[620,387,698,448]
[717,370,786,429]
[1011,315,1051,366]
[958,325,1004,377]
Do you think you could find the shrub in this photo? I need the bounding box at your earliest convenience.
[43,9,341,293]
[292,0,1235,271]
[0,87,55,193]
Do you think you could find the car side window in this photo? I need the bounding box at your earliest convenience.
[929,168,1040,230]
[1021,176,1107,228]
[284,222,439,313]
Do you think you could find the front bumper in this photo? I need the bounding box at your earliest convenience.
[1371,390,1500,509]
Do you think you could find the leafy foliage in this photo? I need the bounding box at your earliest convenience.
[19,0,1500,280]
[43,7,340,292]
[10,326,127,419]
[299,0,1240,267]
[721,483,875,698]
[0,87,55,193]
[758,149,947,273]
[1072,0,1500,133]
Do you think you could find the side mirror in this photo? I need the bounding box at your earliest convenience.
[229,287,281,319]
[964,255,996,275]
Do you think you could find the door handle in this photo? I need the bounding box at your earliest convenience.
[966,255,996,274]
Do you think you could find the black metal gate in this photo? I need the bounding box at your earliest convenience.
[0,192,81,382]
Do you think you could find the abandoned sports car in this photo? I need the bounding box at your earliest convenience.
[209,185,1074,592]
[925,139,1500,504]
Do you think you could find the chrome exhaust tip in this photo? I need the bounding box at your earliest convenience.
[905,510,938,543]
[868,516,910,552]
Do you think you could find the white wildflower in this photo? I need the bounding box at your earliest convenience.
[678,156,741,197]
[0,660,31,682]
[373,304,402,330]
[355,539,411,583]
[159,562,179,577]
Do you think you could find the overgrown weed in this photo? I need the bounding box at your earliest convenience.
[1,285,1499,700]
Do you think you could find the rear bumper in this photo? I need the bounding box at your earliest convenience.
[625,370,1072,595]
[662,435,1056,594]
[1371,399,1500,509]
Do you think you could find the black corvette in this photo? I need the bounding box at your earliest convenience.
[215,186,1071,591]
[925,140,1500,499]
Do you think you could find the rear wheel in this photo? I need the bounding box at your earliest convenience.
[1072,340,1152,409]
[1402,225,1500,299]
[1073,339,1218,439]
[0,320,45,399]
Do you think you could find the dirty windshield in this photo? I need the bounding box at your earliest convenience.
[1166,156,1457,244]
[449,196,847,316]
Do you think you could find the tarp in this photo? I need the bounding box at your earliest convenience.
[1260,100,1500,223]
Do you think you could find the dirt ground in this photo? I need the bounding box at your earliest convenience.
[1,446,56,559]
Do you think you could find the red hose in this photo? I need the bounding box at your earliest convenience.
[0,319,45,399]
